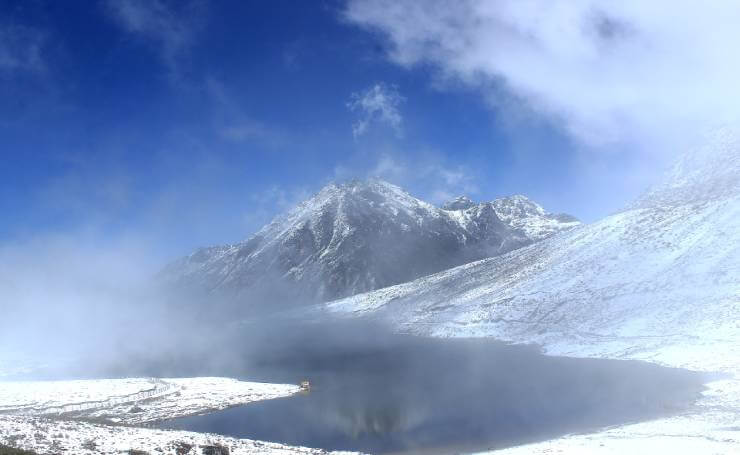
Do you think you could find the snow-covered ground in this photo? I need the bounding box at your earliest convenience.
[0,377,300,425]
[0,377,359,454]
[0,414,358,455]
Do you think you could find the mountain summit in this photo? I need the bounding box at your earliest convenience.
[442,196,476,210]
[161,179,578,306]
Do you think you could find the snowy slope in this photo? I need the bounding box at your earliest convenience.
[328,198,739,358]
[162,179,578,304]
[326,128,740,453]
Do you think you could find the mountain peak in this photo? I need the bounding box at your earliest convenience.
[331,177,399,191]
[492,194,546,217]
[442,196,476,210]
[314,178,414,203]
[163,180,579,306]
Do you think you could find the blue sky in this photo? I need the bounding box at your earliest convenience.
[2,0,693,261]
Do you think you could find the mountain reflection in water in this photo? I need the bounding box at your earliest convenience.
[160,324,707,454]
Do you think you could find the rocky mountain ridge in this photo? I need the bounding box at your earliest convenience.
[161,179,579,306]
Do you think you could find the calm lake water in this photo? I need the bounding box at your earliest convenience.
[155,324,706,454]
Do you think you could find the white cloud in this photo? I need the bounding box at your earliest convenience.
[0,24,45,73]
[347,82,405,138]
[105,0,203,77]
[344,1,740,155]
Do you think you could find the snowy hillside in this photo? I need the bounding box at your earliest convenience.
[162,179,578,304]
[329,195,739,360]
[327,130,739,360]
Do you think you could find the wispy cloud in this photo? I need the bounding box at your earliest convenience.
[205,77,288,149]
[105,0,204,78]
[218,122,272,143]
[0,23,46,73]
[364,152,479,205]
[347,82,405,138]
[344,1,740,155]
[370,154,406,181]
[242,184,311,235]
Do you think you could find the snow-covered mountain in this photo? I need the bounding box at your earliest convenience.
[326,129,740,369]
[161,179,578,305]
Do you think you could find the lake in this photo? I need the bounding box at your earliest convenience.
[156,322,707,454]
